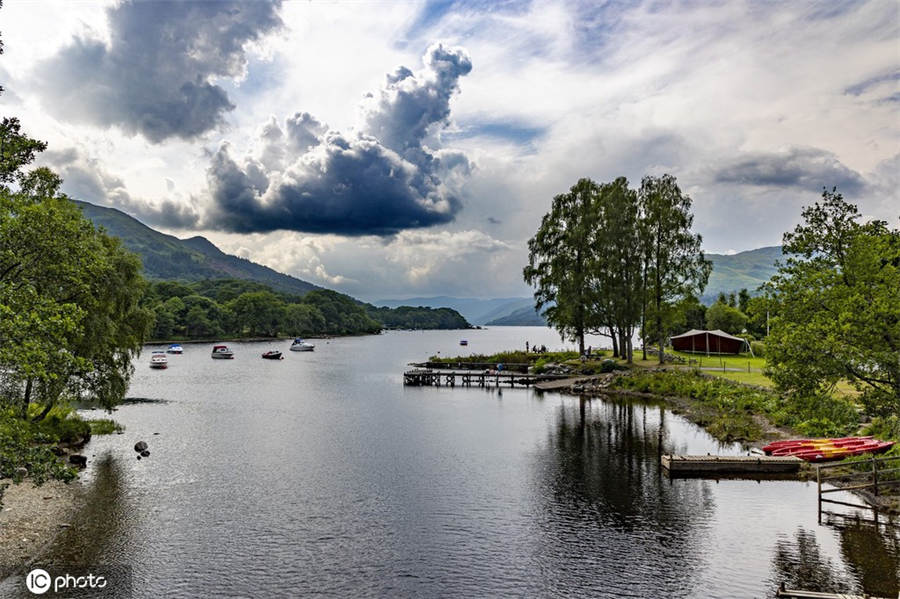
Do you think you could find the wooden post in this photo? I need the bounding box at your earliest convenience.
[817,465,822,524]
[872,456,879,496]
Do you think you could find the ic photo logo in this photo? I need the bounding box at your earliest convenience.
[25,567,112,595]
[25,569,51,594]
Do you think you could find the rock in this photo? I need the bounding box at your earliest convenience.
[136,456,141,460]
[14,467,27,478]
[140,450,150,458]
[134,441,148,452]
[153,432,160,435]
[68,455,87,467]
[50,446,66,456]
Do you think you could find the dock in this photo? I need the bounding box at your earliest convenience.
[661,454,804,475]
[403,369,570,388]
[776,582,893,598]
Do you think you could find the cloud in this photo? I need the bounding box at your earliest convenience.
[34,0,283,143]
[712,147,866,194]
[41,147,200,229]
[204,43,473,236]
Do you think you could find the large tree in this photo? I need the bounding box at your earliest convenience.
[0,118,151,417]
[524,178,598,354]
[638,174,711,363]
[766,189,900,415]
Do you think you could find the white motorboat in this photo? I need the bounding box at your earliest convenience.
[166,343,184,354]
[211,345,234,359]
[289,338,315,352]
[150,351,168,369]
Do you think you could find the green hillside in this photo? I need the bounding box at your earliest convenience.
[703,246,782,302]
[74,200,320,296]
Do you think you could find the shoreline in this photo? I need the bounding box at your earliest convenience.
[0,478,82,579]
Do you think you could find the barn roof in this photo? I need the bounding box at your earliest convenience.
[669,329,747,342]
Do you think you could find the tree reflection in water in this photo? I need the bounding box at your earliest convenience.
[839,520,900,596]
[772,523,900,596]
[530,396,716,597]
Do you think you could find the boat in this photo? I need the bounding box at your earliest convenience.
[289,338,315,352]
[211,345,234,359]
[460,340,468,346]
[262,350,283,360]
[150,351,168,369]
[762,436,894,462]
[166,343,184,354]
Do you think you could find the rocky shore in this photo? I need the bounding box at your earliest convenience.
[0,479,81,578]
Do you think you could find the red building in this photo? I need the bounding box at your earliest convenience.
[670,329,748,354]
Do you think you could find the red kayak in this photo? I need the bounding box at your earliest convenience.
[764,438,893,462]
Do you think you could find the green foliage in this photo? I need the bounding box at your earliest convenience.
[0,117,150,417]
[0,407,83,484]
[367,305,470,330]
[705,301,748,334]
[612,370,860,442]
[87,418,124,435]
[750,341,766,358]
[766,189,900,417]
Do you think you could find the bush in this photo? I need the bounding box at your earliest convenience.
[750,341,766,358]
[0,409,79,484]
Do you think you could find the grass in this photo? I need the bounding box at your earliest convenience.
[608,369,862,443]
[87,418,124,435]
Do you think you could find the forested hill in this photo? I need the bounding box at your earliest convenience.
[74,200,320,296]
[703,246,782,302]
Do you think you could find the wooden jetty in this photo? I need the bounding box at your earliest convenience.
[661,454,803,475]
[776,582,893,598]
[403,369,570,388]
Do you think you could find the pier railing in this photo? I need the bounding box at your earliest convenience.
[816,454,900,525]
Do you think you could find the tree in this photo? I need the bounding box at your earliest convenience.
[639,175,711,363]
[738,288,751,313]
[766,189,900,416]
[705,301,747,335]
[227,291,286,337]
[588,177,643,362]
[0,120,151,417]
[524,178,598,354]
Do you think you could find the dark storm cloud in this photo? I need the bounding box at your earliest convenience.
[204,43,473,236]
[713,147,866,194]
[43,148,200,229]
[36,0,282,143]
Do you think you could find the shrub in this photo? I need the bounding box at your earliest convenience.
[750,341,766,358]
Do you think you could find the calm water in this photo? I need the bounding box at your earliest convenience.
[7,328,900,597]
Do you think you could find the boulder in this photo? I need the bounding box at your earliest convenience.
[14,467,28,478]
[68,455,87,467]
[134,441,148,453]
[140,450,150,458]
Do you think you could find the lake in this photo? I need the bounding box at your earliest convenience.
[10,328,900,597]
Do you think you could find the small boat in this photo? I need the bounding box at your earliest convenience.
[211,345,234,359]
[166,343,184,354]
[262,350,283,360]
[763,436,894,462]
[289,338,315,352]
[150,351,168,369]
[459,340,468,346]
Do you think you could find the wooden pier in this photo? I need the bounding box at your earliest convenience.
[661,454,804,475]
[403,369,570,388]
[776,581,893,598]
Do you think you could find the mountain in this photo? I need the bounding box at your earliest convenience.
[74,200,320,296]
[372,296,534,324]
[484,305,545,326]
[703,246,782,302]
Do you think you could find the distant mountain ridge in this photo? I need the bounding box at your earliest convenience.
[372,296,533,324]
[74,200,321,296]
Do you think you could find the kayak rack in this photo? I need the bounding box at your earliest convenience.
[817,454,900,525]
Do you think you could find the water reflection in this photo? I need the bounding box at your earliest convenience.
[839,521,900,596]
[772,527,853,592]
[531,397,715,597]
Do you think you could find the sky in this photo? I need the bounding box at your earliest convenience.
[1,0,898,301]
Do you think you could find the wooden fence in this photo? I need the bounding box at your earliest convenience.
[817,454,900,526]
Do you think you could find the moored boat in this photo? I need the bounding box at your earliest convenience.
[460,339,468,346]
[289,338,315,352]
[262,350,283,360]
[150,351,168,369]
[166,343,184,354]
[211,345,234,359]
